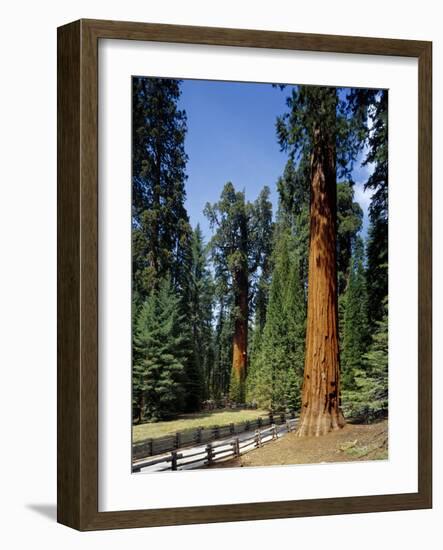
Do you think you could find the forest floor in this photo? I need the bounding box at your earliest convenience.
[208,419,388,468]
[133,408,268,443]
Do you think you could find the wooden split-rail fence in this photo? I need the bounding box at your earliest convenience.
[133,418,298,473]
[133,410,297,461]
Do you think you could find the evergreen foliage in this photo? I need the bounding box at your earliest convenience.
[348,89,388,328]
[212,295,234,399]
[343,300,388,420]
[337,182,364,293]
[185,225,214,409]
[132,77,192,301]
[250,187,275,333]
[247,229,305,410]
[133,278,187,421]
[341,237,369,389]
[276,156,310,289]
[365,89,388,328]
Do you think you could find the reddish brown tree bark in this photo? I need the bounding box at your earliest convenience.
[297,125,345,437]
[230,270,248,402]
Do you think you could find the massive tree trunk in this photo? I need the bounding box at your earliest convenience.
[297,122,345,437]
[230,269,248,402]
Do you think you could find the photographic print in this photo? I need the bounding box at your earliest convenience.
[131,76,388,474]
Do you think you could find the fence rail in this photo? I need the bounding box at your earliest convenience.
[133,418,297,473]
[133,410,298,460]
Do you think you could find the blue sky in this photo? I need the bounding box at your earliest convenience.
[179,79,374,241]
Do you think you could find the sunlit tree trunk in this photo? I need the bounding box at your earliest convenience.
[297,122,345,437]
[230,270,248,402]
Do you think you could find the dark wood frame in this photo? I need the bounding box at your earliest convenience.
[57,19,432,531]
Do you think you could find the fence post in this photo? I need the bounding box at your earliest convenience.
[231,441,237,457]
[286,420,292,433]
[196,427,202,444]
[213,425,220,440]
[234,438,240,457]
[245,420,250,432]
[272,424,277,440]
[171,450,178,471]
[269,411,274,425]
[257,417,262,428]
[175,432,181,449]
[206,443,213,465]
[290,410,296,419]
[280,412,286,424]
[229,422,235,435]
[255,430,262,448]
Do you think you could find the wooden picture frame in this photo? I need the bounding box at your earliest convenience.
[57,19,432,530]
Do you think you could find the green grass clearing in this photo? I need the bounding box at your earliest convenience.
[133,408,269,443]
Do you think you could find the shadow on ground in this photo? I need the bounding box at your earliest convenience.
[26,504,57,522]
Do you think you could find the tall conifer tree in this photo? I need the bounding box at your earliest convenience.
[185,225,215,409]
[277,86,366,436]
[348,89,388,327]
[133,278,186,421]
[132,77,192,301]
[205,183,273,402]
[247,229,305,410]
[341,237,369,390]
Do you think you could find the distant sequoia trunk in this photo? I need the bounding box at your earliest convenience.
[297,124,345,437]
[230,269,248,403]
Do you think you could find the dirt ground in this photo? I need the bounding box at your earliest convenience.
[210,419,388,468]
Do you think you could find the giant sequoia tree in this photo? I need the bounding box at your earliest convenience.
[247,125,365,413]
[277,86,366,436]
[205,183,273,402]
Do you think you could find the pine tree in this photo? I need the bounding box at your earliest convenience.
[133,278,186,421]
[132,77,196,420]
[212,294,234,400]
[247,229,305,411]
[284,251,307,409]
[343,300,388,420]
[276,155,310,289]
[336,182,364,363]
[185,225,214,409]
[348,89,388,328]
[337,182,364,294]
[132,77,192,301]
[250,186,275,334]
[247,234,290,409]
[365,90,388,329]
[341,237,369,390]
